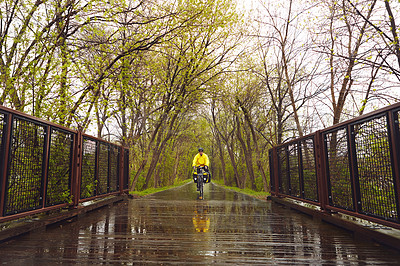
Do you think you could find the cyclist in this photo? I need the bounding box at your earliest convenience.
[192,148,211,190]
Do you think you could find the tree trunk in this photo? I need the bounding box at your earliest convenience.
[226,143,241,188]
[119,58,129,146]
[237,98,269,192]
[143,136,165,189]
[215,133,227,185]
[384,0,400,69]
[57,1,70,125]
[236,115,256,190]
[211,100,237,187]
[332,0,374,125]
[129,113,168,191]
[143,110,180,189]
[172,151,182,185]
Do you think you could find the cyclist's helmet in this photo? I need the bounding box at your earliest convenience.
[198,147,204,152]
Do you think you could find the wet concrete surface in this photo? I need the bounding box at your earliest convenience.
[1,183,400,264]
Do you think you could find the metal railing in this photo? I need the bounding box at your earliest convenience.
[0,105,130,222]
[269,102,400,229]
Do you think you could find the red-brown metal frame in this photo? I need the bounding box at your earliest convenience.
[315,130,329,211]
[319,102,400,133]
[123,148,130,193]
[298,142,305,199]
[326,205,400,230]
[0,105,76,133]
[388,110,400,218]
[119,147,124,195]
[347,124,359,213]
[273,148,279,195]
[0,112,12,216]
[0,105,129,222]
[81,132,121,147]
[275,193,322,207]
[95,137,100,196]
[0,203,70,223]
[72,131,82,207]
[78,192,121,204]
[41,125,51,208]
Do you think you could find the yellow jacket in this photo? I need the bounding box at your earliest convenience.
[192,153,210,167]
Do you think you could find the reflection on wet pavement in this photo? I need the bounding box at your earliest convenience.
[1,183,400,264]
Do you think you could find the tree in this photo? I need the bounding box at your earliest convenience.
[308,0,399,125]
[211,97,242,188]
[0,0,85,113]
[346,0,400,77]
[128,0,243,190]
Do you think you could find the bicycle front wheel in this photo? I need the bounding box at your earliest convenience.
[199,180,204,199]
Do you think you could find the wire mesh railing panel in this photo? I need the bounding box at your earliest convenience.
[0,106,130,220]
[124,149,129,190]
[288,143,301,197]
[278,147,289,194]
[97,142,109,195]
[325,128,354,211]
[268,103,400,227]
[301,137,318,202]
[45,128,74,207]
[81,138,97,199]
[353,115,398,221]
[269,150,275,192]
[109,145,119,193]
[4,117,46,215]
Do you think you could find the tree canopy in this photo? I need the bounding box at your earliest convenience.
[1,0,399,191]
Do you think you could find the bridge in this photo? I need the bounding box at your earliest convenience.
[268,103,400,249]
[1,104,400,264]
[1,183,400,264]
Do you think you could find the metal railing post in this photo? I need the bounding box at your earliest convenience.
[125,149,130,191]
[41,125,51,208]
[298,140,305,199]
[0,113,12,217]
[388,110,400,221]
[107,144,110,193]
[286,146,291,195]
[315,130,328,211]
[268,149,274,194]
[95,140,100,196]
[72,131,82,207]
[273,147,279,195]
[347,124,361,213]
[119,148,124,194]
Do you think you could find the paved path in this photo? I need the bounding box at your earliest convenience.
[0,183,400,264]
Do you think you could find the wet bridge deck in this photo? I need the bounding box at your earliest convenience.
[1,183,400,264]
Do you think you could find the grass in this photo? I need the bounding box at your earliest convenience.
[129,179,270,200]
[129,179,192,197]
[212,179,270,200]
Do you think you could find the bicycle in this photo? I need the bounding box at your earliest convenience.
[194,166,208,200]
